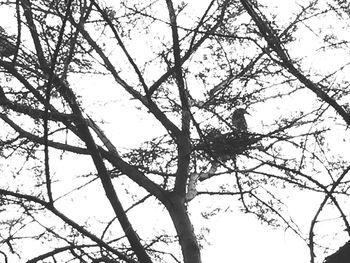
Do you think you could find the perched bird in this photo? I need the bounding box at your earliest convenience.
[0,26,16,58]
[195,109,252,160]
[231,108,249,132]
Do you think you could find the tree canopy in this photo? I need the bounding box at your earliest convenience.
[1,0,350,263]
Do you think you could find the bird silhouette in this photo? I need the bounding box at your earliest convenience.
[195,109,254,160]
[231,108,249,132]
[0,26,16,57]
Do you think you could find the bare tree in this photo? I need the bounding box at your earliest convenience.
[0,0,350,263]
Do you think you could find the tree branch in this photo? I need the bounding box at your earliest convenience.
[240,0,350,126]
[0,189,136,263]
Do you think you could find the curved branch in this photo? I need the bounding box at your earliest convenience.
[68,14,181,140]
[20,0,48,69]
[0,189,136,263]
[149,0,230,95]
[0,113,88,154]
[27,244,98,263]
[240,0,350,126]
[308,165,350,263]
[91,0,149,96]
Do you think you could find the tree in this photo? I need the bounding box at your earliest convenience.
[0,0,350,262]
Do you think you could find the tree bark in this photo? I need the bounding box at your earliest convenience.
[166,195,201,263]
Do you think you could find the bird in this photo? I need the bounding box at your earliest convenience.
[195,109,251,160]
[231,108,249,132]
[0,26,16,58]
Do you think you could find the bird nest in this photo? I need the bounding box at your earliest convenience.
[194,129,260,159]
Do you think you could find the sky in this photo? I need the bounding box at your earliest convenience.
[84,1,334,261]
[72,77,311,263]
[0,0,347,262]
[203,211,308,263]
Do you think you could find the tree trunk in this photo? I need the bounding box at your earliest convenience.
[166,195,202,263]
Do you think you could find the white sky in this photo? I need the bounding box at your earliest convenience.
[82,1,341,261]
[0,0,347,262]
[203,211,308,263]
